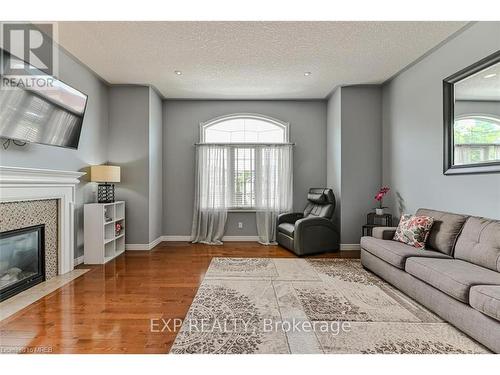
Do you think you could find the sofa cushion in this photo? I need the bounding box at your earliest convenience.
[416,208,468,255]
[469,285,500,322]
[406,258,500,303]
[277,223,295,237]
[454,216,500,272]
[360,236,451,270]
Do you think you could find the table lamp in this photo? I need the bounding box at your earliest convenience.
[90,165,121,203]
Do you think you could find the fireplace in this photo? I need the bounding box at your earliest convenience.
[0,225,45,301]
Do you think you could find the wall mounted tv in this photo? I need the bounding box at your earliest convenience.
[0,49,87,149]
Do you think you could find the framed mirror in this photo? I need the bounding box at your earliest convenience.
[443,50,500,175]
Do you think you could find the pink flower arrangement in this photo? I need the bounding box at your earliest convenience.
[374,186,390,209]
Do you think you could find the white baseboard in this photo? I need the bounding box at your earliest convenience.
[149,236,163,248]
[223,235,260,241]
[125,244,150,250]
[73,255,84,267]
[340,243,361,251]
[161,235,260,242]
[161,235,191,242]
[126,236,163,251]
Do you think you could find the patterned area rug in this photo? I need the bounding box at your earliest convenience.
[170,258,489,354]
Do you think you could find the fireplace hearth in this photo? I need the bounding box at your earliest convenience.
[0,224,45,301]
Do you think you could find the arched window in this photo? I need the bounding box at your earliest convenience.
[200,113,289,144]
[199,114,290,209]
[454,115,500,165]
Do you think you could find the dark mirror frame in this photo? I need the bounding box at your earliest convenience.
[443,50,500,175]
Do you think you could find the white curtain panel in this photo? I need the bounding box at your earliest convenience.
[191,144,230,245]
[255,145,293,244]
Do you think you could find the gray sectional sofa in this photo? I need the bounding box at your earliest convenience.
[360,208,500,353]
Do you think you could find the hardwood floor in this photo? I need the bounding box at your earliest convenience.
[0,242,359,354]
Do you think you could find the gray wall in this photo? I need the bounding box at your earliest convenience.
[108,86,150,244]
[327,86,383,245]
[326,88,342,234]
[163,100,327,236]
[341,86,383,244]
[0,48,109,259]
[382,22,500,219]
[149,89,163,242]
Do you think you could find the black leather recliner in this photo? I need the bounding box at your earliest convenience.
[277,188,339,256]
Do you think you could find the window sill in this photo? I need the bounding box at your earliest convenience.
[228,209,257,213]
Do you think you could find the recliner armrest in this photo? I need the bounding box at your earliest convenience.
[295,216,335,231]
[372,227,398,240]
[278,212,304,225]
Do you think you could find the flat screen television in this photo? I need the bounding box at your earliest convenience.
[0,49,88,149]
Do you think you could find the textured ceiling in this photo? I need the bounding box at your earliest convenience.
[57,21,468,99]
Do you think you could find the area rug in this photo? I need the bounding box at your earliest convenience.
[170,258,489,354]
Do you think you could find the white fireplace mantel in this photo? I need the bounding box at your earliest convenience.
[0,166,86,275]
[0,166,85,185]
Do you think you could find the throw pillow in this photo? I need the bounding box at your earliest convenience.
[393,214,434,248]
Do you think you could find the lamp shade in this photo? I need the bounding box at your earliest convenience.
[90,165,121,183]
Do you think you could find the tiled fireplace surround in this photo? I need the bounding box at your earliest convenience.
[0,199,59,280]
[0,166,85,284]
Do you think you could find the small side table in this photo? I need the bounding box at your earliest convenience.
[362,213,393,237]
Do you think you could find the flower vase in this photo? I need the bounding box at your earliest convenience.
[375,208,384,216]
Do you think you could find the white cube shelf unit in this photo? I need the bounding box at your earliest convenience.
[84,201,125,264]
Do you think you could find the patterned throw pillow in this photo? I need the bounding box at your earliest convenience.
[393,214,435,249]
